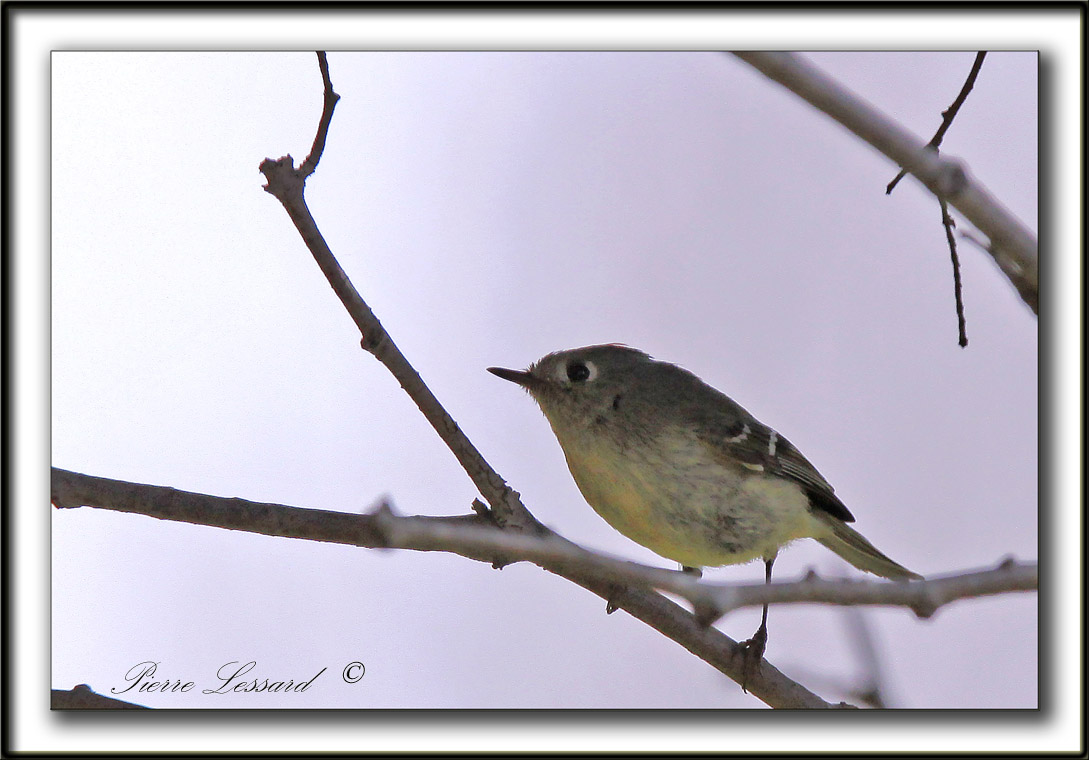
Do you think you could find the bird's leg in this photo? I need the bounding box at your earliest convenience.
[739,556,775,692]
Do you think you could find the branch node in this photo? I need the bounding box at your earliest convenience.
[470,498,493,520]
[604,587,624,615]
[935,158,969,200]
[886,52,985,197]
[910,589,941,619]
[692,600,721,628]
[370,498,398,547]
[359,330,389,356]
[259,155,306,203]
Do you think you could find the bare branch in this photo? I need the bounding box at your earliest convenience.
[702,559,1037,620]
[259,54,535,532]
[929,51,988,148]
[53,468,1037,639]
[388,511,1037,622]
[887,53,985,347]
[887,51,986,194]
[732,52,1037,314]
[940,198,969,347]
[52,685,149,710]
[297,52,340,178]
[49,467,847,709]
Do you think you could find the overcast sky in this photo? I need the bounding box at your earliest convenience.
[18,8,1079,754]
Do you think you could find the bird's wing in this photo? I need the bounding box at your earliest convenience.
[692,409,856,524]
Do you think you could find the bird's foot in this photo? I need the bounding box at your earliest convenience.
[738,626,767,693]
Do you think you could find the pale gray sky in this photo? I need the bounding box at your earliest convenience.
[18,8,1077,753]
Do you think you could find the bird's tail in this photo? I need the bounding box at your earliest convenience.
[813,512,922,581]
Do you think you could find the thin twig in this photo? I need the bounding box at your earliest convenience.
[297,52,341,178]
[941,198,969,346]
[931,51,987,147]
[886,52,987,194]
[731,52,1036,314]
[887,53,984,347]
[259,54,536,532]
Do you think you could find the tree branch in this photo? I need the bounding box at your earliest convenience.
[51,685,149,710]
[886,51,986,194]
[700,558,1036,620]
[297,51,340,178]
[939,198,969,347]
[52,466,849,708]
[52,468,1037,645]
[886,53,987,347]
[259,53,535,533]
[731,52,1037,314]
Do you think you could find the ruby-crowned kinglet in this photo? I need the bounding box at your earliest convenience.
[488,344,921,676]
[489,343,919,578]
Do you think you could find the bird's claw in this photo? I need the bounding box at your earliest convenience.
[738,628,767,693]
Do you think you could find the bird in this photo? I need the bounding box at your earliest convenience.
[489,344,921,688]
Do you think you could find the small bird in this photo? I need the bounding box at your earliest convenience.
[489,344,921,686]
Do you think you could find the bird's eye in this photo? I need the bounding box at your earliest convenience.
[566,361,592,382]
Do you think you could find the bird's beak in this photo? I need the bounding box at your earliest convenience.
[487,366,538,389]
